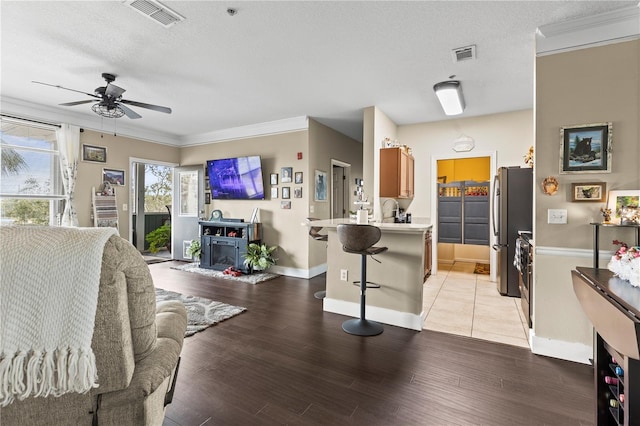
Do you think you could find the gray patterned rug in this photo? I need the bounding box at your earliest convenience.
[170,262,278,285]
[155,288,246,337]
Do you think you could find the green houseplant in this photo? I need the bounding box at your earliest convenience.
[186,239,201,261]
[243,243,277,272]
[145,224,171,254]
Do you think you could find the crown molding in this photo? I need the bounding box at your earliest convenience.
[536,3,640,56]
[178,116,309,146]
[0,96,181,146]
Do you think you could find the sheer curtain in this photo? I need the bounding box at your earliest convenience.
[56,124,80,226]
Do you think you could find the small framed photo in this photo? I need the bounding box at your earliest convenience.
[295,172,303,184]
[281,167,293,183]
[205,179,210,191]
[560,122,612,174]
[270,173,278,185]
[102,168,125,186]
[294,187,302,198]
[282,187,290,199]
[82,144,107,163]
[607,190,640,224]
[280,200,291,209]
[314,169,328,201]
[271,187,278,199]
[571,182,606,202]
[205,192,211,204]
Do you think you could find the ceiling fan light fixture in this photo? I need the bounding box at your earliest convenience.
[433,80,465,116]
[92,104,125,119]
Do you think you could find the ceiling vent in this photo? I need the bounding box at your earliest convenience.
[125,0,185,27]
[451,45,476,63]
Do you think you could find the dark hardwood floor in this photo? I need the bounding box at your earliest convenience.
[152,261,594,426]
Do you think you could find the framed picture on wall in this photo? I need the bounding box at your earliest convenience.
[270,173,278,185]
[314,170,327,201]
[282,187,290,199]
[281,167,293,183]
[102,168,125,186]
[560,122,612,174]
[205,192,211,204]
[82,144,107,163]
[280,201,291,209]
[294,187,302,198]
[295,172,303,184]
[571,182,606,202]
[271,187,278,199]
[607,190,640,223]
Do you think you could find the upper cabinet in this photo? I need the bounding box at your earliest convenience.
[380,147,414,199]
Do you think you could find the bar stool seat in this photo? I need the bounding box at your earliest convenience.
[307,218,328,299]
[336,224,387,336]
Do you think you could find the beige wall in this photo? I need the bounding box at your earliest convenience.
[180,130,309,271]
[534,40,639,355]
[78,130,180,238]
[179,122,361,273]
[308,119,363,269]
[398,109,533,220]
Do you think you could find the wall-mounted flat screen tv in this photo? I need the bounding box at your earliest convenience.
[207,156,265,200]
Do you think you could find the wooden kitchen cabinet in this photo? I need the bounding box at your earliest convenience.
[380,147,414,198]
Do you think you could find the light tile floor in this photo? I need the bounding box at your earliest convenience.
[423,261,530,348]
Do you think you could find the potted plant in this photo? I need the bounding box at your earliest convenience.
[186,239,201,261]
[243,243,277,272]
[145,224,171,254]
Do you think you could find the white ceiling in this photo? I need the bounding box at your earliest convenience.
[1,1,636,145]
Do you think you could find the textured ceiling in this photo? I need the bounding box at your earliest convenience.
[0,1,636,145]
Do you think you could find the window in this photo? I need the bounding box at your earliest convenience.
[0,117,63,225]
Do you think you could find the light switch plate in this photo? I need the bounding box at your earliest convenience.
[548,209,567,224]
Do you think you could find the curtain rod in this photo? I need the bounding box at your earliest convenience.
[1,113,62,128]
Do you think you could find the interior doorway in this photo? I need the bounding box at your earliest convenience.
[430,150,497,279]
[331,160,350,219]
[129,158,177,257]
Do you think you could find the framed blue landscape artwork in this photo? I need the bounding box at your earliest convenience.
[560,122,612,174]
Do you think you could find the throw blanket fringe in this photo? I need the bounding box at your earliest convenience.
[0,226,115,407]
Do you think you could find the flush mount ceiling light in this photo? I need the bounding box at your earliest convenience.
[433,80,465,116]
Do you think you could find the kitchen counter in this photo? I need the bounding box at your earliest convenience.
[312,218,432,331]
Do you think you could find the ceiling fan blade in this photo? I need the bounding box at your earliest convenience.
[120,99,172,114]
[59,100,96,106]
[32,81,100,99]
[118,103,142,119]
[105,83,126,98]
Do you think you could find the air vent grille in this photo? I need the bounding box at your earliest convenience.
[452,45,476,62]
[126,0,185,28]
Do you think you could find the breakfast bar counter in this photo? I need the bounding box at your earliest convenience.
[311,219,431,331]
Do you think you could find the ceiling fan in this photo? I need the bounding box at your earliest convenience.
[32,73,172,119]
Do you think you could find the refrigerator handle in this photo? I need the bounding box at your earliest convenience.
[492,243,507,251]
[492,174,500,237]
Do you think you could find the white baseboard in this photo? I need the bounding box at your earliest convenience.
[530,330,592,365]
[323,298,424,331]
[270,263,326,279]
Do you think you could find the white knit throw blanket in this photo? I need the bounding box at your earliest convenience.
[0,226,117,407]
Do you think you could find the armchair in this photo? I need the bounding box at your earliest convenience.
[0,232,187,425]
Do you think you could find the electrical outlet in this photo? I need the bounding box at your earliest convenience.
[122,203,128,211]
[340,269,348,281]
[310,205,314,213]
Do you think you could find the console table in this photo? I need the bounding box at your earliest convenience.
[199,221,261,273]
[590,223,640,268]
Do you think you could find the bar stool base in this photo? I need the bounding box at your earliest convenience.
[342,318,383,336]
[314,290,326,299]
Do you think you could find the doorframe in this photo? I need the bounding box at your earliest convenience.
[128,157,178,250]
[430,150,497,281]
[330,159,351,219]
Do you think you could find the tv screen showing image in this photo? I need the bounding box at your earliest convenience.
[207,156,265,200]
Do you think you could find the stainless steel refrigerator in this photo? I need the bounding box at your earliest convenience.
[492,167,532,297]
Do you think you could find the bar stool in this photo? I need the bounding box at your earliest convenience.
[336,224,387,336]
[307,218,328,299]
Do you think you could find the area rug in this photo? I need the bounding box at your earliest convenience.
[144,256,173,265]
[155,288,246,337]
[170,262,278,285]
[474,263,490,275]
